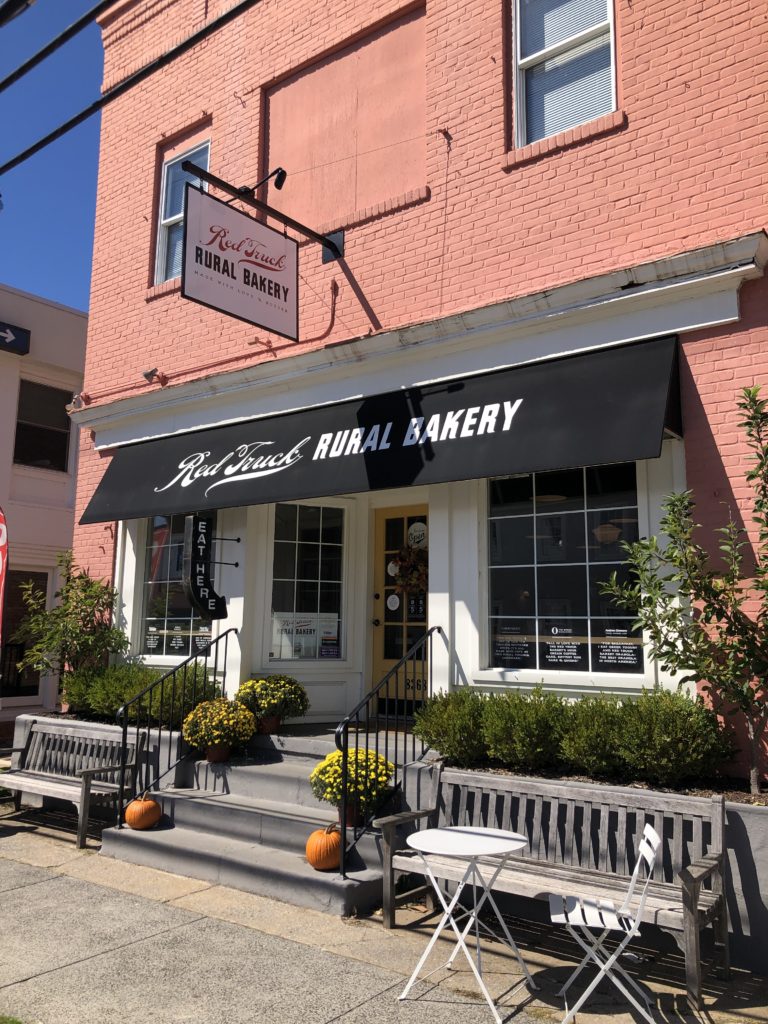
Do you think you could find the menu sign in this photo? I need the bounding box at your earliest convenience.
[271,613,341,660]
[539,619,588,671]
[592,620,644,673]
[490,620,536,669]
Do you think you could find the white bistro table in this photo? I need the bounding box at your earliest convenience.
[399,826,538,1022]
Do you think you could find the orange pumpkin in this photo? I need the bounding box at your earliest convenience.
[305,823,341,871]
[125,794,162,830]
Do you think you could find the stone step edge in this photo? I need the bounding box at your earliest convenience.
[159,787,340,824]
[101,824,382,888]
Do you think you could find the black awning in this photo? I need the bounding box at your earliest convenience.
[80,335,680,524]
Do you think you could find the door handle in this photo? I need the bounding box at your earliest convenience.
[371,618,381,627]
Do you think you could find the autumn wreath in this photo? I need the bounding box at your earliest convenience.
[391,544,428,593]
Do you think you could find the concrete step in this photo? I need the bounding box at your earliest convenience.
[100,823,383,916]
[156,789,382,865]
[249,731,338,760]
[187,755,326,806]
[248,729,430,765]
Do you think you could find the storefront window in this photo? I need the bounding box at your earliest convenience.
[488,464,643,673]
[1,569,47,698]
[270,504,344,661]
[141,513,215,657]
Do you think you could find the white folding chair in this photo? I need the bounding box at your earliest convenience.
[549,823,662,1024]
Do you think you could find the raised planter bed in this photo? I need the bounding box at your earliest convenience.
[394,762,768,977]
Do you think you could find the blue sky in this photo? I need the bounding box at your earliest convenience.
[0,1,103,312]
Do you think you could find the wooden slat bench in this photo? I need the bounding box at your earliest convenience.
[3,719,145,848]
[374,764,729,1010]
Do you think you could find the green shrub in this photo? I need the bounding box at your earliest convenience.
[60,670,99,716]
[560,694,625,777]
[62,661,218,728]
[63,664,160,718]
[483,687,568,772]
[617,688,735,787]
[413,689,488,766]
[136,662,219,729]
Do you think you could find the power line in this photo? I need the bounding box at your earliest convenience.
[0,0,263,177]
[0,0,114,94]
[0,0,35,29]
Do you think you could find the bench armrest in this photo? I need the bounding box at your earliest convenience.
[678,852,723,889]
[76,760,136,777]
[372,808,434,830]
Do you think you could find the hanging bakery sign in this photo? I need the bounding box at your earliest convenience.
[182,185,298,340]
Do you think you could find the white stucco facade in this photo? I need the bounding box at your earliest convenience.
[0,283,86,722]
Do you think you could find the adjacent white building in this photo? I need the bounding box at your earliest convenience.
[0,283,86,728]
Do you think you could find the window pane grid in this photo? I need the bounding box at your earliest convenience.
[489,465,642,674]
[141,512,214,657]
[14,381,72,472]
[270,505,344,661]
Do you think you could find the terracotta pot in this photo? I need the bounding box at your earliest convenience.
[205,744,232,763]
[338,802,362,828]
[257,715,281,735]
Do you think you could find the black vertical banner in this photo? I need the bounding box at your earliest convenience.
[182,515,227,619]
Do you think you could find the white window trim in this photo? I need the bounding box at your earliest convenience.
[123,515,225,668]
[475,454,674,696]
[514,0,617,148]
[154,141,210,285]
[261,497,357,671]
[13,377,77,476]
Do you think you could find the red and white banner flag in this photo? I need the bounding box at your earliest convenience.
[0,505,7,649]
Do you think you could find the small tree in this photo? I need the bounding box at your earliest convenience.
[603,387,768,794]
[13,551,129,679]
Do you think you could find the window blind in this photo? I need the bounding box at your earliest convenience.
[520,0,608,58]
[525,32,612,143]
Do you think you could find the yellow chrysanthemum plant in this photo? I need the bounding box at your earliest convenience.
[309,748,395,812]
[235,675,310,722]
[182,698,256,751]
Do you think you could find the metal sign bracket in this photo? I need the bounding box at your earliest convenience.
[181,162,344,261]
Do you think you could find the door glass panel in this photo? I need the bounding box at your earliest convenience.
[373,507,428,711]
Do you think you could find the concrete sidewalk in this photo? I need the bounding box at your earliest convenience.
[0,807,765,1024]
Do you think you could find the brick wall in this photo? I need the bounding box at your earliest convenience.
[74,0,768,581]
[82,0,767,403]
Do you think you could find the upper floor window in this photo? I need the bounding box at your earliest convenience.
[515,0,615,146]
[155,141,210,284]
[13,380,72,472]
[488,463,643,674]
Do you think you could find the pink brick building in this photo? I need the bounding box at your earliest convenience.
[73,0,768,730]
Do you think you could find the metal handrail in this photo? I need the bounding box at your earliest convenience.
[335,625,443,876]
[115,627,238,826]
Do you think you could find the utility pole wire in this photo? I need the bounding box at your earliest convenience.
[0,0,262,178]
[0,0,35,29]
[0,0,115,94]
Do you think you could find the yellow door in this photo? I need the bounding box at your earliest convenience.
[371,506,428,710]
